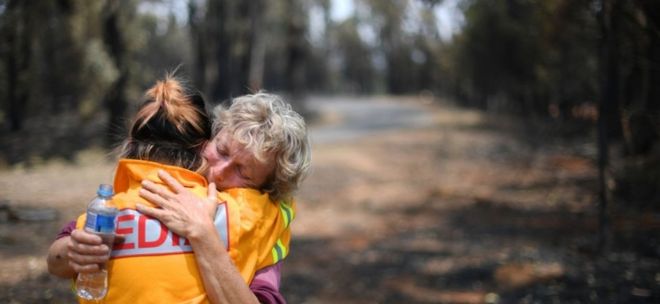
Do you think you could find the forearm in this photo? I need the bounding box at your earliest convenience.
[46,237,76,278]
[189,227,259,304]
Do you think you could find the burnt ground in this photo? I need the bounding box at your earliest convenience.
[0,97,659,303]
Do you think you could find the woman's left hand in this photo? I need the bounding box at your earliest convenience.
[137,170,218,240]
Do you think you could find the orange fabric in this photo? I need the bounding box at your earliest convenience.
[220,188,295,283]
[75,159,292,304]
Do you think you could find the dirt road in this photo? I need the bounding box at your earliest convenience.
[0,96,658,303]
[306,96,438,143]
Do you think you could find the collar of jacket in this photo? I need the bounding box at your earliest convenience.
[113,158,208,193]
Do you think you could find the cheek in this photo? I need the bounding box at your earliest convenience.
[215,176,241,191]
[207,162,230,184]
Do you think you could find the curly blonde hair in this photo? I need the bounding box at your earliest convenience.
[212,92,311,201]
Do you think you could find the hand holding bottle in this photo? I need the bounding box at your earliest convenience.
[75,184,117,300]
[67,229,112,273]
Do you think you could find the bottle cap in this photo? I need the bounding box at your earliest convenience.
[97,184,114,197]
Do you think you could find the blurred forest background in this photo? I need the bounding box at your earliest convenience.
[1,0,660,198]
[1,0,659,303]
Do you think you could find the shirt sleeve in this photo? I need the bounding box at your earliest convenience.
[249,262,286,304]
[56,220,76,240]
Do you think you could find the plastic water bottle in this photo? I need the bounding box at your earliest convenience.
[76,184,117,301]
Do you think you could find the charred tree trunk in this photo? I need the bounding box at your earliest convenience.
[232,2,253,97]
[5,0,31,132]
[637,0,660,113]
[247,0,266,92]
[189,0,208,97]
[205,0,263,102]
[209,0,231,102]
[622,1,660,155]
[597,0,623,251]
[284,0,307,113]
[103,0,128,146]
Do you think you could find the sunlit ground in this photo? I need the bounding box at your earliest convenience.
[1,96,658,303]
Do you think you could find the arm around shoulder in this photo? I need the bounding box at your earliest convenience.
[188,224,261,304]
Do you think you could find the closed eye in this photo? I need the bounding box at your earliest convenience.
[217,146,229,158]
[237,167,256,187]
[237,166,249,180]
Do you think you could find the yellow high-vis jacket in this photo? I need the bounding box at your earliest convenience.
[76,159,294,304]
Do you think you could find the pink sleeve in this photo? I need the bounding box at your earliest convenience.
[249,262,286,304]
[56,220,76,240]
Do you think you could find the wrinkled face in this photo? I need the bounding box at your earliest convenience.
[202,130,276,190]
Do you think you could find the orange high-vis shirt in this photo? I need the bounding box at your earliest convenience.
[75,159,294,304]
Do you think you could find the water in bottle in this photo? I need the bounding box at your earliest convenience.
[76,184,117,301]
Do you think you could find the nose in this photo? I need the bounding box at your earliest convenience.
[213,158,234,180]
[216,159,228,174]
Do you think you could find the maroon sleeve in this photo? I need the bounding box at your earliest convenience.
[56,220,76,240]
[249,262,286,304]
